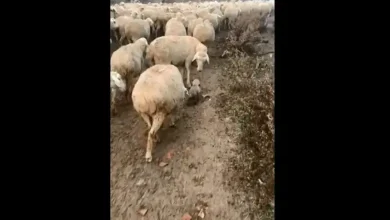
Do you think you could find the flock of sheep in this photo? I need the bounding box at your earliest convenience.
[110,0,275,163]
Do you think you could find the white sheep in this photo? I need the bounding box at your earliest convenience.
[111,71,127,115]
[197,12,220,31]
[223,5,240,30]
[115,15,133,44]
[120,18,154,44]
[188,17,204,36]
[145,35,210,88]
[187,78,202,106]
[110,18,119,42]
[111,38,148,102]
[132,64,188,162]
[165,17,187,36]
[193,19,215,43]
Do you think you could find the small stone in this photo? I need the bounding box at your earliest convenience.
[136,179,145,186]
[159,162,168,167]
[198,209,205,219]
[138,208,148,216]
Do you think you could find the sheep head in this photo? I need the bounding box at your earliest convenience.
[192,51,210,72]
[192,79,201,87]
[110,18,119,29]
[111,71,126,92]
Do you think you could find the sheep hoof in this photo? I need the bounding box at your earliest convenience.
[145,152,152,162]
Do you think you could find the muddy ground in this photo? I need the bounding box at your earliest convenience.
[110,29,274,220]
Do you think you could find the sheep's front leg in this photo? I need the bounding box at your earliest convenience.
[185,59,192,88]
[145,112,165,162]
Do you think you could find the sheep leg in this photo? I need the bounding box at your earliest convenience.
[111,89,117,116]
[168,113,177,127]
[145,112,165,162]
[185,59,192,88]
[119,35,125,45]
[126,36,132,44]
[126,74,134,103]
[140,113,152,136]
[179,66,185,79]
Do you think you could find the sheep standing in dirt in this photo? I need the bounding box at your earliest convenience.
[193,19,215,43]
[111,71,126,115]
[111,38,148,102]
[165,17,187,36]
[145,35,210,88]
[120,18,154,44]
[132,64,188,162]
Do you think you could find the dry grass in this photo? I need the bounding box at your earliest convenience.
[218,11,275,219]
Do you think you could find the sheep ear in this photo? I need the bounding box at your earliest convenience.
[206,54,210,64]
[192,53,199,62]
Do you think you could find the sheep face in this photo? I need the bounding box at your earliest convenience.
[192,52,210,72]
[111,71,126,92]
[110,18,118,29]
[192,79,200,87]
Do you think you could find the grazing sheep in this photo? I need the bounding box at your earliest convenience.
[120,18,152,44]
[188,17,204,36]
[145,35,210,88]
[132,64,188,162]
[165,17,187,36]
[187,79,202,106]
[111,71,127,115]
[193,19,215,43]
[111,38,149,102]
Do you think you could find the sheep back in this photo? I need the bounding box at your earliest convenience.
[165,18,187,36]
[146,36,201,66]
[132,64,186,115]
[193,20,215,43]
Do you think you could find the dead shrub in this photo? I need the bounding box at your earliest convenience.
[226,11,268,55]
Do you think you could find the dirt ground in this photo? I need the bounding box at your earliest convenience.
[110,29,274,220]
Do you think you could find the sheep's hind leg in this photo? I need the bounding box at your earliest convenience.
[140,113,152,136]
[145,112,165,162]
